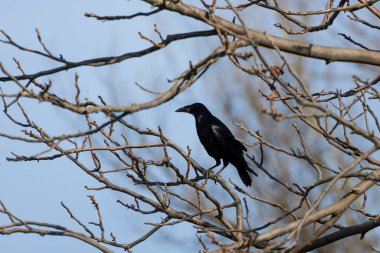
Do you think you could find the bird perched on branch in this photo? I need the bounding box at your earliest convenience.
[176,103,258,186]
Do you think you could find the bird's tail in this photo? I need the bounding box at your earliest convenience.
[232,158,258,187]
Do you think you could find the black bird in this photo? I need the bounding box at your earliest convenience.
[176,103,258,186]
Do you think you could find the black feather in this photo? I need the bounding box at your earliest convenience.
[176,103,258,186]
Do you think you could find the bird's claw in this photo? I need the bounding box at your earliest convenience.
[204,170,221,184]
[212,173,221,184]
[204,169,213,179]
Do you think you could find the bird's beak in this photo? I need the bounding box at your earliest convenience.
[175,106,190,113]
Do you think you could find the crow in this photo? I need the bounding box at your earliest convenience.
[176,103,258,186]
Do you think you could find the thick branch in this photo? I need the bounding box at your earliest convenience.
[252,169,380,243]
[142,0,380,66]
[0,222,112,253]
[301,215,380,252]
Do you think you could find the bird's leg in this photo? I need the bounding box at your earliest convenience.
[212,164,228,183]
[204,164,219,179]
[204,160,221,179]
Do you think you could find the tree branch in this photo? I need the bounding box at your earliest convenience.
[142,0,380,66]
[301,215,380,252]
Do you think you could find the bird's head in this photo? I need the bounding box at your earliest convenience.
[175,103,208,116]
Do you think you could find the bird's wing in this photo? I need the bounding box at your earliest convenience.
[211,120,247,152]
